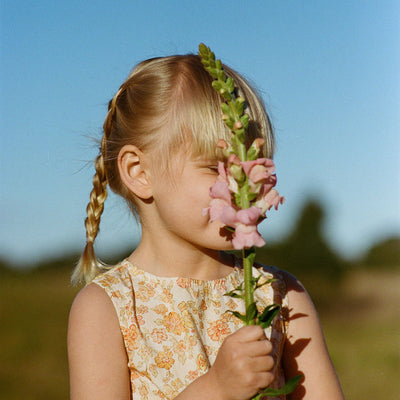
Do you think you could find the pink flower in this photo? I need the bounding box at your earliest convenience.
[255,188,285,214]
[219,206,261,227]
[210,181,231,204]
[203,159,283,250]
[217,161,238,194]
[205,198,231,222]
[232,224,266,249]
[241,158,275,184]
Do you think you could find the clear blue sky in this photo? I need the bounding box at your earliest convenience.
[1,1,399,267]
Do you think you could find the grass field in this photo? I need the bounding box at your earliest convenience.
[1,266,399,399]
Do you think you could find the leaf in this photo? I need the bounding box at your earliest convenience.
[229,310,247,323]
[255,278,276,290]
[224,290,243,299]
[258,304,280,329]
[252,375,303,399]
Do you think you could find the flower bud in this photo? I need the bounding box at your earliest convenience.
[217,139,229,149]
[229,164,245,182]
[233,121,243,130]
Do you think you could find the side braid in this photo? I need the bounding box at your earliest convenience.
[71,150,109,285]
[72,90,122,285]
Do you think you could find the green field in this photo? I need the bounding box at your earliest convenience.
[1,266,399,399]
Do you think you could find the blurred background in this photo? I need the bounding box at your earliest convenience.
[1,1,399,399]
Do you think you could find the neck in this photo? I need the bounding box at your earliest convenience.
[128,229,234,281]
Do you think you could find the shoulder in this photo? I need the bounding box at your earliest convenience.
[257,265,311,306]
[279,269,317,320]
[68,283,123,352]
[69,282,116,324]
[273,269,319,334]
[68,283,130,399]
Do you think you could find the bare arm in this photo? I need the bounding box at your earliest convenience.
[68,283,131,400]
[282,272,344,400]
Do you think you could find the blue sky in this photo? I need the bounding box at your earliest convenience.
[1,1,399,267]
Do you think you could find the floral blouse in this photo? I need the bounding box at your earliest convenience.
[92,259,289,399]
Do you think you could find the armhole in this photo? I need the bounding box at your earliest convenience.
[258,264,290,337]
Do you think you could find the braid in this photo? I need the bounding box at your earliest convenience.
[72,151,109,285]
[72,84,131,285]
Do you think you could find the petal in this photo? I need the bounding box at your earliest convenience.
[263,189,285,210]
[227,174,239,193]
[209,181,231,204]
[235,207,261,225]
[248,164,269,183]
[227,154,241,166]
[207,199,230,222]
[232,224,266,249]
[241,158,275,177]
[219,205,238,227]
[217,162,228,182]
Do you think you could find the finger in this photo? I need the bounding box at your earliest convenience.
[234,325,266,343]
[244,339,273,356]
[254,371,275,391]
[249,355,275,373]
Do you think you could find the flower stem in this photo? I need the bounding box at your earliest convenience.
[243,248,256,325]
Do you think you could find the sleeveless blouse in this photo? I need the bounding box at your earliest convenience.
[92,259,289,399]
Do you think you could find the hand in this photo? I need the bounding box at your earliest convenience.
[206,325,275,400]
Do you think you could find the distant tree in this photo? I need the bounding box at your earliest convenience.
[257,199,345,281]
[363,236,400,268]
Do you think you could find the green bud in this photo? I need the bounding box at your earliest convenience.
[226,77,234,93]
[221,103,231,115]
[229,164,245,182]
[235,99,244,116]
[240,114,249,129]
[212,81,222,91]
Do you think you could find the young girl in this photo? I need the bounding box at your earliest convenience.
[68,53,344,400]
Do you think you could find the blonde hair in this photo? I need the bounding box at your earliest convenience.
[72,54,275,285]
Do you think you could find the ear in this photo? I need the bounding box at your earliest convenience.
[118,145,153,199]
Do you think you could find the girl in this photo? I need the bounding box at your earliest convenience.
[68,53,344,400]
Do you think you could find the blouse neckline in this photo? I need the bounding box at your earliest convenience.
[121,258,243,287]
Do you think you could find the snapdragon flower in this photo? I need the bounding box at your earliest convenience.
[199,43,301,399]
[203,146,284,250]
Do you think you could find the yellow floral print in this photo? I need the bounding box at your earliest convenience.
[162,312,187,335]
[155,348,175,370]
[92,259,288,400]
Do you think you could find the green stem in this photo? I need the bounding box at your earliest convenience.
[239,183,250,210]
[237,142,246,162]
[243,248,255,325]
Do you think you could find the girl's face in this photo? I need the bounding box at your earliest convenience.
[148,148,234,252]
